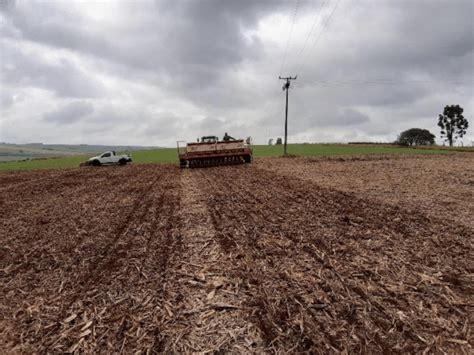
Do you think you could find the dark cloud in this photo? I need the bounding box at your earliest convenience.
[43,101,94,124]
[0,0,16,11]
[1,42,105,98]
[0,0,472,145]
[0,0,295,107]
[335,108,370,126]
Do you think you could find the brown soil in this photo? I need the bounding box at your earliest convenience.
[1,156,472,353]
[256,154,474,229]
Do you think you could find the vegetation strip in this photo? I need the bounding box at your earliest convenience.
[0,144,463,172]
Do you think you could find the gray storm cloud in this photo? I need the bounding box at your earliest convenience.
[0,0,473,146]
[43,101,94,124]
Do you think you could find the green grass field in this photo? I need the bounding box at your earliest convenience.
[0,144,462,172]
[253,144,457,157]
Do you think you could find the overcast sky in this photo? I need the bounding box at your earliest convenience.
[1,0,473,146]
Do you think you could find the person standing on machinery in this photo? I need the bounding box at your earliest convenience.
[223,132,236,141]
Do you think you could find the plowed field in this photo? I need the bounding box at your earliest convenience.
[1,155,473,353]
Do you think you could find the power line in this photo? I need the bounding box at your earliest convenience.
[294,0,327,70]
[296,0,342,77]
[279,0,301,76]
[295,78,474,87]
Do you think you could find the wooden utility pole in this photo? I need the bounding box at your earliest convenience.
[279,76,297,156]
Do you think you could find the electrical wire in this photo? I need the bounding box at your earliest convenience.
[279,0,301,76]
[296,0,342,77]
[295,78,474,87]
[293,0,327,72]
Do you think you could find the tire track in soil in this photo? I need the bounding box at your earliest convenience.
[0,166,156,282]
[39,166,184,353]
[155,169,264,352]
[103,167,184,353]
[0,166,136,221]
[0,168,80,193]
[199,168,330,352]
[0,168,108,203]
[252,167,472,353]
[256,155,474,230]
[1,166,182,352]
[1,167,152,305]
[198,165,472,353]
[37,168,174,348]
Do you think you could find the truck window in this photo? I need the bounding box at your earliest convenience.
[102,152,111,158]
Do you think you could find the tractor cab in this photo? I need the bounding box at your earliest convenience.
[200,136,219,143]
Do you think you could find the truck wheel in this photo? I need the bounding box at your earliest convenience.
[119,158,127,165]
[92,159,101,166]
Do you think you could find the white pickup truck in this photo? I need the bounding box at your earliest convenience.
[85,151,132,166]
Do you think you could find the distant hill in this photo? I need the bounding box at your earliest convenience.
[0,143,158,162]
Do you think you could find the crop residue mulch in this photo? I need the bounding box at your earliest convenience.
[256,153,474,229]
[1,156,472,353]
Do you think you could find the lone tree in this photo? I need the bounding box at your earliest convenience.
[438,105,469,147]
[275,137,283,145]
[396,128,435,146]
